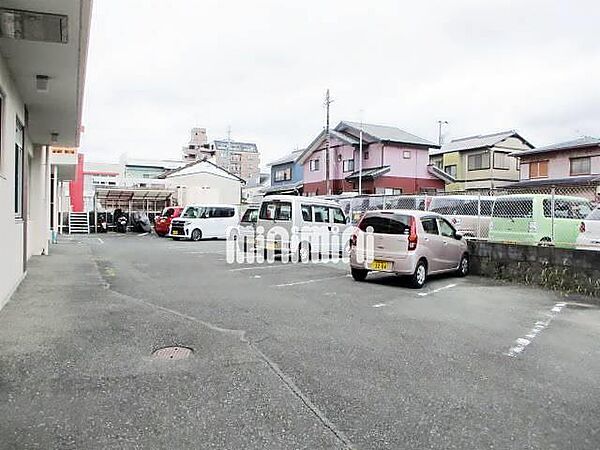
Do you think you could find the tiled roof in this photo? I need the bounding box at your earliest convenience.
[336,121,437,147]
[510,136,600,157]
[265,181,304,194]
[506,174,600,188]
[430,130,529,156]
[345,165,391,181]
[268,149,304,166]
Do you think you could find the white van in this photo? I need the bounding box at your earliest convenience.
[427,195,495,238]
[256,195,350,260]
[169,204,239,241]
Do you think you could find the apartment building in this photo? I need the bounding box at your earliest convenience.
[0,1,92,309]
[181,127,260,182]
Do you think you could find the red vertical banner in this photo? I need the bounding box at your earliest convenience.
[69,153,85,212]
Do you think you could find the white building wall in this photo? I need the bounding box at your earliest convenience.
[0,53,30,309]
[166,172,241,205]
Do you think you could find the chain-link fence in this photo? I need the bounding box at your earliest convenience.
[335,183,600,249]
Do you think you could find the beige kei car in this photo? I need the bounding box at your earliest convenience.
[349,210,470,288]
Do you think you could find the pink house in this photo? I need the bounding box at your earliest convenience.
[510,137,600,187]
[297,121,445,196]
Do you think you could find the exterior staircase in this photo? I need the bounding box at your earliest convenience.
[69,212,90,234]
[427,164,456,183]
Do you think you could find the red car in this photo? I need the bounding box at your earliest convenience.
[154,206,183,236]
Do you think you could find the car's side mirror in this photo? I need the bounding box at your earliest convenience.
[454,233,463,240]
[346,216,351,224]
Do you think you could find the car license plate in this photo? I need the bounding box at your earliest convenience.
[172,230,179,235]
[369,260,392,270]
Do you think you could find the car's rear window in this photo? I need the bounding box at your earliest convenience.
[259,201,292,220]
[358,214,410,235]
[493,199,534,219]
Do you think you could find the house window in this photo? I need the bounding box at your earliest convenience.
[343,159,354,172]
[364,151,369,160]
[274,167,292,182]
[467,152,490,171]
[431,157,443,169]
[383,188,403,195]
[309,159,320,171]
[529,160,548,179]
[14,119,24,218]
[570,157,591,176]
[403,151,411,159]
[444,165,457,178]
[494,152,510,170]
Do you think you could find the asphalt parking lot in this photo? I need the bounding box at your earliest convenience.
[1,233,600,449]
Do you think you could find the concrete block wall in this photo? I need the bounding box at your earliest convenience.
[468,241,600,298]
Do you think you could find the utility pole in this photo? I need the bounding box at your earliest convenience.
[324,89,333,195]
[358,109,364,195]
[437,120,448,146]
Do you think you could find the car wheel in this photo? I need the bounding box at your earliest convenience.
[457,254,469,277]
[298,242,311,263]
[539,237,553,246]
[351,267,368,281]
[410,260,427,289]
[191,229,202,241]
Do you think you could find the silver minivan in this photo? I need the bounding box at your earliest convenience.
[427,195,495,239]
[349,209,469,288]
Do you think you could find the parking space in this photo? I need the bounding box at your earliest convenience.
[3,232,599,449]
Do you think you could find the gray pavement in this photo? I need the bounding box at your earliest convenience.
[1,233,600,449]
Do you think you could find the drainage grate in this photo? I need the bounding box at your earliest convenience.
[152,346,193,360]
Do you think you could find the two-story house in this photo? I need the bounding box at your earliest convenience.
[298,121,445,196]
[265,149,304,195]
[429,130,534,191]
[508,136,600,187]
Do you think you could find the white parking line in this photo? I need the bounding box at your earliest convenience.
[372,303,387,308]
[97,237,104,244]
[183,251,225,255]
[229,264,304,272]
[505,302,566,358]
[273,274,351,287]
[417,283,458,297]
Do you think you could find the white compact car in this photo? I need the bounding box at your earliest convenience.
[576,206,600,250]
[169,204,239,241]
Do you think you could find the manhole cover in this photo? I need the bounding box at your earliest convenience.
[152,346,193,360]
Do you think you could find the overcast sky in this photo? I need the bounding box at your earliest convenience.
[81,0,600,167]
